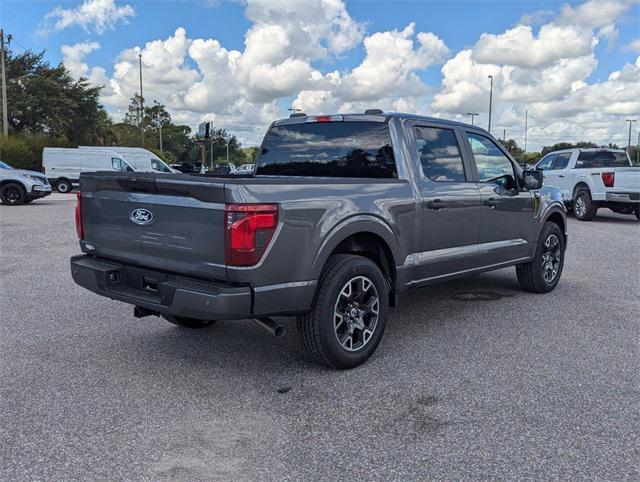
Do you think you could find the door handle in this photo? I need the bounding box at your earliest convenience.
[427,199,447,210]
[484,198,499,208]
[558,174,565,178]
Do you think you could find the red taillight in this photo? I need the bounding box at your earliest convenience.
[75,191,84,240]
[224,204,278,266]
[601,172,615,187]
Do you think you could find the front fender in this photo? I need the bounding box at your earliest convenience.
[535,186,568,244]
[310,214,401,280]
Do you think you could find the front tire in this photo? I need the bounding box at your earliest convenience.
[573,189,597,221]
[162,314,217,329]
[55,179,72,193]
[0,183,27,205]
[516,222,565,293]
[298,254,389,369]
[635,206,640,221]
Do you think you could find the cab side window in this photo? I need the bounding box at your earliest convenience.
[537,154,556,170]
[414,126,466,182]
[466,133,516,187]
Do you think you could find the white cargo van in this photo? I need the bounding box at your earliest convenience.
[79,147,178,173]
[43,148,135,193]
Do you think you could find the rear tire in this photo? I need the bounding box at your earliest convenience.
[573,189,597,221]
[516,222,565,293]
[55,179,72,193]
[297,254,389,369]
[0,183,26,205]
[162,314,217,329]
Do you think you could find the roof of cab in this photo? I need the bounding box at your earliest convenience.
[273,111,487,133]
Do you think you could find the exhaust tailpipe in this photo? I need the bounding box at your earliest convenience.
[255,317,286,338]
[134,306,159,319]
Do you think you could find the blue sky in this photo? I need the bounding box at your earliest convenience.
[3,0,640,148]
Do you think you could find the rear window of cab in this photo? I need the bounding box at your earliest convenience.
[255,121,397,178]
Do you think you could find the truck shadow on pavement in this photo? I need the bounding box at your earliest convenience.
[118,268,526,375]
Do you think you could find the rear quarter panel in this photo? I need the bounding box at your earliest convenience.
[224,178,417,286]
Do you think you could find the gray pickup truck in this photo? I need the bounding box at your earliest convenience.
[71,112,567,369]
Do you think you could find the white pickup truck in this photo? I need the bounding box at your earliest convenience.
[535,148,639,221]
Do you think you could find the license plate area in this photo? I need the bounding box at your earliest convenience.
[105,265,175,305]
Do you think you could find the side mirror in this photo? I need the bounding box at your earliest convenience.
[522,170,543,190]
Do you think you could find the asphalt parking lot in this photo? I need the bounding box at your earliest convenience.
[1,193,639,480]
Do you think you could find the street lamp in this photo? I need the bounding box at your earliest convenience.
[626,119,637,148]
[466,112,479,126]
[487,75,494,133]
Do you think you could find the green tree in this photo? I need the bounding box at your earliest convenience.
[5,49,104,144]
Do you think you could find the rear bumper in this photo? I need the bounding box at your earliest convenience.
[605,192,640,203]
[70,255,316,320]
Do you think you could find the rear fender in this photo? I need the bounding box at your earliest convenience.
[310,215,401,280]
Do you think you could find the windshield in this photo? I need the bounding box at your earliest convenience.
[0,160,13,170]
[255,121,397,178]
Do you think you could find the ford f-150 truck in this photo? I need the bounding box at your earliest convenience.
[71,112,567,369]
[534,148,640,220]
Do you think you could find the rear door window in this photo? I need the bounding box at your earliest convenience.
[413,126,466,182]
[575,151,630,168]
[255,121,397,178]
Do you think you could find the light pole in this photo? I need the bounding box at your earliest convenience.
[487,75,494,133]
[288,107,302,116]
[524,110,528,155]
[138,53,144,146]
[625,119,637,148]
[466,112,479,126]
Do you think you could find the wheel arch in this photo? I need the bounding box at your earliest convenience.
[0,179,27,190]
[541,208,567,246]
[572,181,591,198]
[311,216,401,302]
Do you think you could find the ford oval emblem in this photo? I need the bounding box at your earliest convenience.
[130,208,154,225]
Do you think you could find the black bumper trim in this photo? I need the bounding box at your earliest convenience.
[70,255,251,320]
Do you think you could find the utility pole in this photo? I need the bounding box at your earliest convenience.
[0,30,11,137]
[158,114,163,156]
[625,119,637,148]
[138,53,144,146]
[466,112,479,126]
[524,110,528,154]
[502,129,506,141]
[288,107,302,115]
[226,134,230,163]
[487,74,494,133]
[636,131,639,166]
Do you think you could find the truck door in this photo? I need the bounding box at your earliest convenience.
[549,152,571,200]
[410,123,483,281]
[462,130,535,267]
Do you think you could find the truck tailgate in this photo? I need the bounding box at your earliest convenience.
[613,167,640,191]
[80,173,228,281]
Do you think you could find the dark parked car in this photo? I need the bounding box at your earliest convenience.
[71,112,567,369]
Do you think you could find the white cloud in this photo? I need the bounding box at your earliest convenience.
[623,38,640,53]
[61,41,101,78]
[473,24,597,69]
[43,0,134,34]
